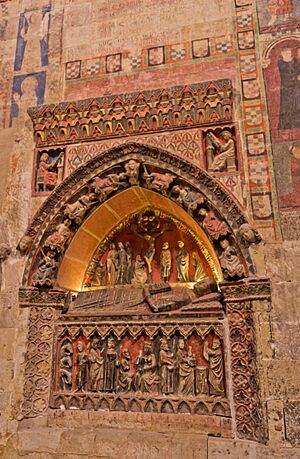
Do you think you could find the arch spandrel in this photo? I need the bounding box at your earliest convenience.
[57,187,223,291]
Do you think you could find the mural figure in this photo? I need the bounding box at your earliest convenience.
[176,241,190,282]
[268,0,293,26]
[281,142,300,206]
[14,7,50,72]
[203,339,225,396]
[278,46,300,131]
[177,338,196,396]
[160,242,172,282]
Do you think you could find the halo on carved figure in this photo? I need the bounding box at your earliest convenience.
[21,142,256,288]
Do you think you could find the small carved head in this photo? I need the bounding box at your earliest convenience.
[0,244,11,262]
[17,235,32,255]
[220,239,230,250]
[239,223,261,246]
[162,242,169,250]
[178,338,185,350]
[177,240,185,249]
[221,130,232,140]
[107,337,115,349]
[212,339,221,350]
[77,341,85,352]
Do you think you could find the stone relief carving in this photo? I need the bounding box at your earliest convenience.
[219,239,246,279]
[238,223,262,247]
[206,129,237,172]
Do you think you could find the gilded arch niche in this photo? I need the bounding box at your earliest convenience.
[19,143,269,444]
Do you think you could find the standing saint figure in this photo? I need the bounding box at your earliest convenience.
[160,242,172,282]
[20,10,49,72]
[104,337,119,392]
[278,47,300,131]
[117,242,128,284]
[76,341,88,392]
[203,339,225,396]
[106,243,119,285]
[176,338,196,396]
[88,337,104,392]
[131,255,147,287]
[159,337,175,394]
[192,252,207,282]
[125,241,134,283]
[176,241,190,282]
[117,348,132,393]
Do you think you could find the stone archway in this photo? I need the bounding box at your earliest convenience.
[19,142,269,444]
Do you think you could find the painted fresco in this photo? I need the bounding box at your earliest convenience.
[257,0,300,32]
[14,6,50,73]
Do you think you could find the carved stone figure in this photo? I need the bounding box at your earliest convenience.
[92,173,126,201]
[123,159,140,185]
[219,239,246,278]
[17,235,32,255]
[160,242,172,282]
[88,337,104,391]
[238,223,262,247]
[195,367,209,395]
[58,341,73,391]
[173,185,205,214]
[76,341,88,392]
[117,242,128,284]
[106,243,118,285]
[176,241,190,282]
[125,241,133,283]
[203,339,225,396]
[36,152,63,192]
[92,261,106,287]
[44,219,71,253]
[159,337,175,394]
[131,255,147,287]
[64,193,97,225]
[137,342,160,394]
[143,167,176,195]
[104,337,119,392]
[177,338,196,396]
[32,250,58,287]
[199,208,230,240]
[207,130,236,172]
[192,251,207,282]
[117,349,132,393]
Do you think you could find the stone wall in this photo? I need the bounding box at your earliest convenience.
[0,0,299,457]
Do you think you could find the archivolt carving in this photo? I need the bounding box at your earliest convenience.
[19,143,260,287]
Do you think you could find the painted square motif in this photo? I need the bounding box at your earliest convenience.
[246,133,265,155]
[215,36,232,54]
[242,79,260,99]
[192,39,209,58]
[249,158,269,185]
[106,53,122,73]
[245,106,262,126]
[86,58,101,76]
[236,10,253,29]
[240,54,256,74]
[66,61,81,80]
[148,46,165,66]
[252,193,273,219]
[238,31,254,49]
[129,54,142,69]
[170,44,186,61]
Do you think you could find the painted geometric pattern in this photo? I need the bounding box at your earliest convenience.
[245,106,262,126]
[238,31,255,49]
[240,53,256,75]
[64,34,233,81]
[66,129,204,176]
[242,79,260,99]
[246,133,265,155]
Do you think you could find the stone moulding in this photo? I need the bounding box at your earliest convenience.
[27,80,233,147]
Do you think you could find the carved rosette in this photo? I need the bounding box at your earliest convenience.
[21,306,55,418]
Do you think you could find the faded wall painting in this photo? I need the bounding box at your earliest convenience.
[264,38,300,143]
[257,0,300,32]
[14,6,50,73]
[10,72,46,127]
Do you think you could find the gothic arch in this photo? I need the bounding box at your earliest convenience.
[21,142,259,289]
